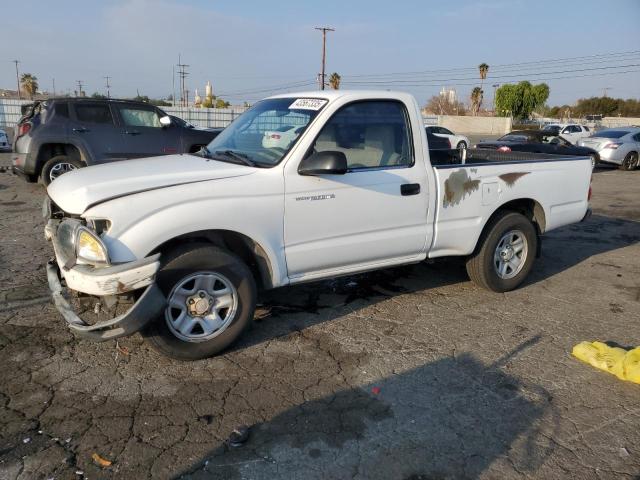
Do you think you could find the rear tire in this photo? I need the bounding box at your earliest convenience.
[142,244,256,360]
[620,152,638,171]
[41,155,83,186]
[466,211,538,292]
[456,141,467,154]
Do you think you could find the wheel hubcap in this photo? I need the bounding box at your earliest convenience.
[165,272,238,342]
[494,230,528,280]
[49,162,76,182]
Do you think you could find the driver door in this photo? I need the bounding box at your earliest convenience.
[283,100,429,280]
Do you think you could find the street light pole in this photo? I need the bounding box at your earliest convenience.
[315,27,334,90]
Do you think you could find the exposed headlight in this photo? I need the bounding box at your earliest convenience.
[76,227,110,265]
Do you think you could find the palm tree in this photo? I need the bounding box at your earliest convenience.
[470,87,483,116]
[328,72,341,90]
[478,63,489,90]
[20,73,39,99]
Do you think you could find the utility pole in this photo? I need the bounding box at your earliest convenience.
[602,87,611,98]
[52,78,56,97]
[492,84,500,113]
[76,80,84,97]
[177,54,189,107]
[13,60,21,99]
[315,27,334,90]
[104,76,111,98]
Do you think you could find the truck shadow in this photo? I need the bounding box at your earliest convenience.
[235,213,639,352]
[175,344,558,479]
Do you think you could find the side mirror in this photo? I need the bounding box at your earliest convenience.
[298,151,348,176]
[159,115,171,127]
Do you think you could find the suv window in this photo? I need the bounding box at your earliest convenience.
[440,127,454,135]
[54,102,69,118]
[583,126,590,132]
[119,107,161,128]
[75,103,114,124]
[633,133,640,141]
[312,101,413,169]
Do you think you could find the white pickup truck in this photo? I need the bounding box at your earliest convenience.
[44,91,592,360]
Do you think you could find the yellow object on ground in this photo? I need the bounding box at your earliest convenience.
[572,341,640,384]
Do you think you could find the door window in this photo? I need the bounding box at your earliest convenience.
[312,101,413,169]
[119,107,162,128]
[75,103,114,124]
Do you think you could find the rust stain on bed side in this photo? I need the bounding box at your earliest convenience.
[499,172,530,187]
[443,169,481,207]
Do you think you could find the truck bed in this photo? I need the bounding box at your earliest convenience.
[430,148,586,167]
[428,150,591,258]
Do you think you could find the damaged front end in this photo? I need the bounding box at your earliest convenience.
[44,197,165,341]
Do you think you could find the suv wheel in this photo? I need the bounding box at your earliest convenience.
[41,156,84,186]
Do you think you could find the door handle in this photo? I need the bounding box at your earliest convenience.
[72,127,90,133]
[401,183,421,196]
[124,130,141,135]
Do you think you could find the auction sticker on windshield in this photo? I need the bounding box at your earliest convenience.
[289,98,327,110]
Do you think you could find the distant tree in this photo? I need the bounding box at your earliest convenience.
[470,87,484,115]
[495,81,550,119]
[91,92,107,99]
[214,98,230,108]
[132,94,171,106]
[478,63,489,90]
[328,72,341,90]
[424,95,467,115]
[20,73,39,99]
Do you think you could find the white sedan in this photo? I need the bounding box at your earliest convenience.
[543,123,591,144]
[425,126,470,152]
[262,125,305,149]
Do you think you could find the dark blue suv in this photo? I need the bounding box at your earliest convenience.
[12,98,222,185]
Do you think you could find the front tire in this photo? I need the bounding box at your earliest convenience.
[466,211,538,292]
[456,141,467,154]
[41,155,83,186]
[620,152,638,171]
[142,244,257,360]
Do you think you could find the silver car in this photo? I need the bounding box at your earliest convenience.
[578,127,640,170]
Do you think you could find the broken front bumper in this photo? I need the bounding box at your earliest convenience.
[46,261,165,341]
[44,218,166,341]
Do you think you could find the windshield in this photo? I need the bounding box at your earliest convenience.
[204,97,327,166]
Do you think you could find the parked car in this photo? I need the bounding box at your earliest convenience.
[578,127,640,170]
[426,126,469,152]
[44,90,592,359]
[11,98,223,185]
[262,125,305,149]
[0,129,10,152]
[476,130,599,168]
[542,123,591,144]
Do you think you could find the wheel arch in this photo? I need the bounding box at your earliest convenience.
[148,229,275,290]
[473,198,546,257]
[35,142,87,175]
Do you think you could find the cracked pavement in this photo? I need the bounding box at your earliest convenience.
[0,155,639,479]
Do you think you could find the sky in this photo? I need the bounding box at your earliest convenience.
[1,0,639,107]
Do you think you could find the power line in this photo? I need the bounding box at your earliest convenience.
[341,63,640,86]
[340,49,640,79]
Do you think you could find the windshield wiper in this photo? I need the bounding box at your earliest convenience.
[212,150,256,167]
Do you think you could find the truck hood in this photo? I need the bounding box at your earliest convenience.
[47,154,256,215]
